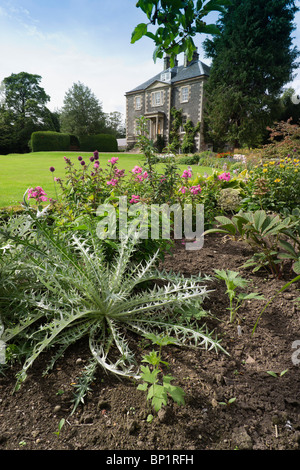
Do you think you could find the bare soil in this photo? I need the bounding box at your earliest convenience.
[0,233,299,454]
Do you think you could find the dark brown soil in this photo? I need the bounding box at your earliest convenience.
[0,233,299,454]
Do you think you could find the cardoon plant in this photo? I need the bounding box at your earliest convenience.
[0,196,226,412]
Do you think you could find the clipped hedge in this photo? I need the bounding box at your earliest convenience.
[31,131,71,152]
[79,134,118,152]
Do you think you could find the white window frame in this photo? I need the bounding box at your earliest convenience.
[151,90,164,107]
[180,86,189,103]
[134,95,142,110]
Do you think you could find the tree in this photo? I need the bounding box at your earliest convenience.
[1,72,55,153]
[60,82,106,136]
[3,72,50,127]
[131,0,231,65]
[203,0,299,149]
[105,111,126,137]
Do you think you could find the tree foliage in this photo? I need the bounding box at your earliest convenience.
[132,0,231,65]
[0,72,58,153]
[59,82,106,136]
[203,0,299,149]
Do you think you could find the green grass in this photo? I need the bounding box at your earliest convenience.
[0,151,212,209]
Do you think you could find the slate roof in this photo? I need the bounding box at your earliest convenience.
[127,59,210,94]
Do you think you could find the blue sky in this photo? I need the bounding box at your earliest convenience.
[0,0,300,118]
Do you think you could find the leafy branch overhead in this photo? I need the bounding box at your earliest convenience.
[131,0,231,64]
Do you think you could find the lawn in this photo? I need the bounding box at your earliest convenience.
[0,151,212,209]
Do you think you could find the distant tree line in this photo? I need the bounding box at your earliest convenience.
[0,73,125,154]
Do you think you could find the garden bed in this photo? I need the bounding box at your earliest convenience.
[0,233,299,451]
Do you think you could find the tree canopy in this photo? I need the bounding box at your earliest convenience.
[203,0,299,148]
[59,82,106,136]
[0,72,58,153]
[131,0,231,65]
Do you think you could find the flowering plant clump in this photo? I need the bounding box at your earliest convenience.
[218,172,231,182]
[27,186,49,203]
[246,154,300,213]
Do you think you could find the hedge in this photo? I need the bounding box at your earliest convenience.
[31,131,71,152]
[79,134,118,152]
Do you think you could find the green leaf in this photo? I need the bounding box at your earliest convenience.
[293,260,300,274]
[131,23,148,43]
[140,365,159,384]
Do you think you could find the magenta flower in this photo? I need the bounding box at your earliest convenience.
[218,172,231,181]
[132,165,143,174]
[190,184,202,195]
[179,186,187,194]
[78,156,82,161]
[182,169,192,179]
[130,194,140,203]
[27,186,48,202]
[107,178,118,186]
[94,162,100,169]
[108,157,119,165]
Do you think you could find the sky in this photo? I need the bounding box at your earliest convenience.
[0,0,300,120]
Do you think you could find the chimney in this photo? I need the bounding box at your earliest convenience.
[184,48,199,67]
[164,54,171,70]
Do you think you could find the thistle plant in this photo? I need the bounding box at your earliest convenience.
[0,197,226,413]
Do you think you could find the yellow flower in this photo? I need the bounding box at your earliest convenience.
[263,163,268,167]
[263,168,268,173]
[274,178,281,183]
[279,164,285,168]
[295,169,298,173]
[269,161,275,165]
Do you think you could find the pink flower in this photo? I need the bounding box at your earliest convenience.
[179,186,187,194]
[182,169,192,179]
[130,194,140,204]
[94,162,100,169]
[107,178,118,186]
[190,184,202,195]
[108,157,119,165]
[218,172,231,181]
[135,171,148,182]
[132,165,143,174]
[27,186,48,202]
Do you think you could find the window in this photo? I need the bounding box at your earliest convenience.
[151,91,164,107]
[181,86,189,103]
[180,114,188,133]
[161,71,171,82]
[135,95,142,110]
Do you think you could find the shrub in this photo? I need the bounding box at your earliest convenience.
[31,131,70,152]
[245,154,300,213]
[79,134,118,152]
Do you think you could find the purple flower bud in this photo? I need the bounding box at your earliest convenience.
[81,160,85,166]
[78,156,82,161]
[90,156,95,162]
[49,166,55,172]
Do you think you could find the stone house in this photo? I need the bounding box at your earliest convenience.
[125,50,210,152]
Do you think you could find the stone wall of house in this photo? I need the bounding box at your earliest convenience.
[126,75,208,152]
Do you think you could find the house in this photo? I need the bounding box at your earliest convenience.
[125,49,210,153]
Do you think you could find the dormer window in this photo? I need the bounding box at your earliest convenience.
[160,71,171,82]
